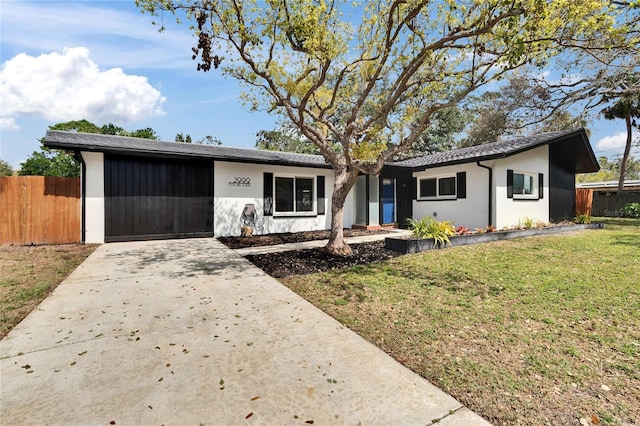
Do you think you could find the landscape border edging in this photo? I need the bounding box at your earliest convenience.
[384,223,604,254]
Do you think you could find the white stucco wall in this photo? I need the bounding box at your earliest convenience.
[412,163,490,230]
[82,151,105,244]
[214,161,341,237]
[494,145,549,229]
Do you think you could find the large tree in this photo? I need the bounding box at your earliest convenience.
[601,76,640,192]
[138,0,634,255]
[458,69,591,147]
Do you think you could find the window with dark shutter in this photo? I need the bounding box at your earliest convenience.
[538,173,544,199]
[317,176,325,215]
[456,172,466,199]
[263,172,273,216]
[509,169,539,199]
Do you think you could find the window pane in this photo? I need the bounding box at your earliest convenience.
[524,175,533,195]
[513,173,525,195]
[296,178,314,212]
[420,178,436,197]
[514,172,534,196]
[275,177,294,212]
[439,177,456,196]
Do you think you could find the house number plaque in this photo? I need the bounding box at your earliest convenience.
[229,177,251,187]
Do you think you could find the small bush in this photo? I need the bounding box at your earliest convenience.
[573,214,591,224]
[406,217,452,246]
[456,225,472,235]
[520,217,534,229]
[621,202,640,218]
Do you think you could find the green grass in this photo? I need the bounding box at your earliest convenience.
[281,218,640,425]
[0,244,97,338]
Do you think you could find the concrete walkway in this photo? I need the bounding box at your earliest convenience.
[1,238,489,425]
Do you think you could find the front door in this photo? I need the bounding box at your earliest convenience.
[381,178,396,225]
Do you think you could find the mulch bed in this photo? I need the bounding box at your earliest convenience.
[219,229,401,278]
[218,228,390,249]
[245,240,403,278]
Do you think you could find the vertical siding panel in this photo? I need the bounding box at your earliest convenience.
[132,161,141,236]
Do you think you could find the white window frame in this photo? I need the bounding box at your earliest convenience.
[274,174,316,216]
[418,175,456,200]
[512,171,538,199]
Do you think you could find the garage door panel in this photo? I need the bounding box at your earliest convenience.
[105,155,213,242]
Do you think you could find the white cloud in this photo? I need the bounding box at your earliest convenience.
[0,47,166,123]
[596,131,639,153]
[0,117,20,131]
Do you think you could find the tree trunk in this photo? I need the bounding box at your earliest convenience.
[617,114,633,194]
[325,165,360,256]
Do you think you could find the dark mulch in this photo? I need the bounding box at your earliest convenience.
[245,240,403,278]
[218,228,390,249]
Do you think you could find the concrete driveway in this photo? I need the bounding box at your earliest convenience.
[1,238,489,425]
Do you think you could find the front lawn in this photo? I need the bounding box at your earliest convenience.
[0,244,97,338]
[281,218,640,425]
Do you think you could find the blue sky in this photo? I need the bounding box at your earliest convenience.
[0,0,637,169]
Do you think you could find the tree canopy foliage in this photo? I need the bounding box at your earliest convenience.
[0,159,15,176]
[19,120,159,177]
[256,128,319,154]
[458,69,591,147]
[138,0,639,254]
[577,155,640,183]
[176,133,223,144]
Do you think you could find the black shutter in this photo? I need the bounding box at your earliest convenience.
[538,173,544,199]
[507,169,514,199]
[317,176,325,215]
[456,172,466,199]
[412,177,417,199]
[263,172,273,216]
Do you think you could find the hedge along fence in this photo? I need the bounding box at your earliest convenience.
[591,190,640,217]
[0,176,81,245]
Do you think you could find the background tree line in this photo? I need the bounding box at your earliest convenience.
[2,120,222,177]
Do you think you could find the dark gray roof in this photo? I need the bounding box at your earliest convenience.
[44,127,599,173]
[44,130,331,168]
[392,128,595,170]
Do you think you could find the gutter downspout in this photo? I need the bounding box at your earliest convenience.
[476,161,492,227]
[74,150,86,244]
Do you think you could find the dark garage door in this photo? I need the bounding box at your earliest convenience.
[105,155,214,242]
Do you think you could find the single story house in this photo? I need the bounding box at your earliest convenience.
[43,128,598,243]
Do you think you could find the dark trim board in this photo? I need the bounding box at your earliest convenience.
[107,232,214,243]
[104,154,214,242]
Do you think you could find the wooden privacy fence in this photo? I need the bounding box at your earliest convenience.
[575,188,593,216]
[0,176,80,245]
[591,190,640,217]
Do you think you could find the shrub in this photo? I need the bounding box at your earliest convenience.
[573,214,591,224]
[406,217,452,246]
[520,216,534,229]
[456,225,472,235]
[621,202,640,218]
[440,220,456,237]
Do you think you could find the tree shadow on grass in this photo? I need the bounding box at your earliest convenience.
[611,235,640,249]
